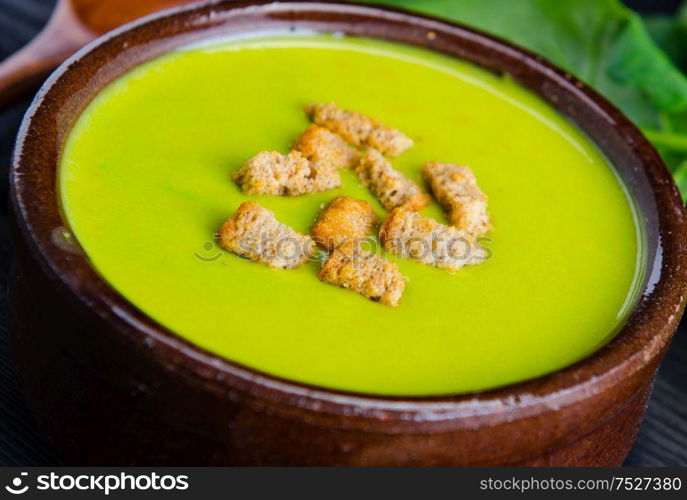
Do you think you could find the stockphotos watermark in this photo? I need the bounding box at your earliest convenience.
[193,233,493,265]
[2,471,188,496]
[1,468,685,499]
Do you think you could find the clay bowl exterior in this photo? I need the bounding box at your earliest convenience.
[8,1,687,466]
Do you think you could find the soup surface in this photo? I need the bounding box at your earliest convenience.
[60,35,643,395]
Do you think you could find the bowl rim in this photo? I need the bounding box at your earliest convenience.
[9,0,687,425]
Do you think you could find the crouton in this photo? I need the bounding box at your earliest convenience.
[292,124,359,168]
[355,148,429,211]
[218,202,316,269]
[422,162,491,236]
[305,102,413,157]
[311,196,378,251]
[232,150,340,196]
[379,208,486,271]
[319,242,405,307]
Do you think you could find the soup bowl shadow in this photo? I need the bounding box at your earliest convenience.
[8,0,687,466]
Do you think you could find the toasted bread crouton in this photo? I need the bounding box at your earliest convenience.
[422,162,491,236]
[311,196,378,251]
[319,242,405,307]
[380,208,486,271]
[355,148,429,211]
[292,124,360,168]
[219,202,315,269]
[305,102,413,157]
[232,150,340,196]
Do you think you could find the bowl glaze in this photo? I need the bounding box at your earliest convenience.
[9,0,687,465]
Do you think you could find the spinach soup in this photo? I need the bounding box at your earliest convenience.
[59,35,643,395]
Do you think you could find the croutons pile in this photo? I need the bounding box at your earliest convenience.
[219,103,491,307]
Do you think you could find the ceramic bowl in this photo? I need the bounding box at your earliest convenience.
[9,0,687,465]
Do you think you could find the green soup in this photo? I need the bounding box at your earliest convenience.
[59,35,643,395]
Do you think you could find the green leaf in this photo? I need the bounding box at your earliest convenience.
[608,16,687,113]
[642,129,687,154]
[649,110,687,173]
[673,160,687,202]
[644,15,687,73]
[369,0,687,199]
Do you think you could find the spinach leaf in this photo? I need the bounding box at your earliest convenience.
[608,15,687,113]
[645,22,687,74]
[643,1,687,198]
[646,2,687,73]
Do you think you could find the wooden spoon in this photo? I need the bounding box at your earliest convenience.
[0,0,193,108]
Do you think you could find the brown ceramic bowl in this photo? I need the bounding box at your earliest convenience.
[9,0,687,466]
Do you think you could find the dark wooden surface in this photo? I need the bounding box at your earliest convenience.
[0,0,684,466]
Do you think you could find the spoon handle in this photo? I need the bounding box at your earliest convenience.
[0,0,94,109]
